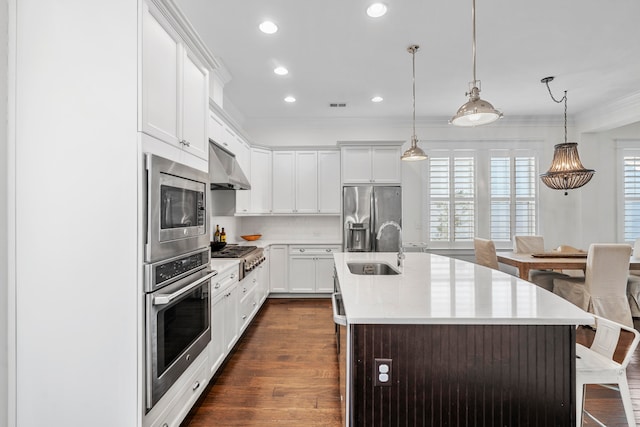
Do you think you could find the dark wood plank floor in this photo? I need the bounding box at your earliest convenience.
[182,299,640,427]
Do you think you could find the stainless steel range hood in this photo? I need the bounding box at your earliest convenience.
[208,140,251,190]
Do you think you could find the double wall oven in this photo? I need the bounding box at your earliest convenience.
[143,154,213,410]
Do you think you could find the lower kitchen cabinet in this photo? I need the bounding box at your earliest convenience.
[144,351,209,427]
[209,265,239,376]
[269,244,289,293]
[239,269,259,333]
[288,245,341,293]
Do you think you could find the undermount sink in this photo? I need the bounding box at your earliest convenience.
[347,262,400,275]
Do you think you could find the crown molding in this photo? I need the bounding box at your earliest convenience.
[576,90,640,133]
[150,0,221,71]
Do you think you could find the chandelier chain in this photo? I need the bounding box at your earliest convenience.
[543,79,568,144]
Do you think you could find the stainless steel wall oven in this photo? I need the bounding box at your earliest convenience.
[143,154,212,410]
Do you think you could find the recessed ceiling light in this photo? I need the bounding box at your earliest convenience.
[371,96,384,103]
[284,96,296,103]
[274,66,289,76]
[259,21,278,34]
[367,3,387,18]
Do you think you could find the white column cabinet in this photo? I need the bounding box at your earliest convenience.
[141,0,209,160]
[269,245,289,293]
[341,145,402,184]
[250,148,273,213]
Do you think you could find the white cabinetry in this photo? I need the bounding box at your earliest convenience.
[209,265,239,376]
[250,148,272,213]
[234,138,252,213]
[317,150,341,213]
[272,150,340,214]
[269,245,289,293]
[341,145,402,184]
[257,246,270,301]
[288,245,340,293]
[141,0,209,160]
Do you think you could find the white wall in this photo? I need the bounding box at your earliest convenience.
[245,116,600,248]
[11,1,139,426]
[1,0,9,425]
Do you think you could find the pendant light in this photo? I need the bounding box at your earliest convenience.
[450,0,502,127]
[401,45,427,162]
[539,76,595,195]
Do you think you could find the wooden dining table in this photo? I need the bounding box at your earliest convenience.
[497,251,640,280]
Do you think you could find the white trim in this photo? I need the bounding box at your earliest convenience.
[6,0,16,425]
[577,91,640,133]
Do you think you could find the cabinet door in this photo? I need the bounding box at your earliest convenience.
[208,111,224,144]
[141,1,180,145]
[257,248,270,301]
[315,257,335,293]
[295,151,318,213]
[317,150,341,213]
[181,48,209,160]
[272,151,296,213]
[250,148,272,213]
[234,138,251,214]
[269,245,288,292]
[341,146,372,183]
[209,293,226,375]
[371,146,401,183]
[289,257,316,293]
[224,283,238,352]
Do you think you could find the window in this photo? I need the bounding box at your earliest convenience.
[423,143,539,248]
[620,145,640,242]
[427,156,475,243]
[490,156,536,240]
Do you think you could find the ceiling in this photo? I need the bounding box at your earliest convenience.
[176,0,640,128]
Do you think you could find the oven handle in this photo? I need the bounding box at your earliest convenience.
[153,270,218,306]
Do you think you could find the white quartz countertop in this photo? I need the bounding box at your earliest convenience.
[334,252,594,325]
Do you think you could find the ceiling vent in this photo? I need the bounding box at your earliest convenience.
[329,103,347,108]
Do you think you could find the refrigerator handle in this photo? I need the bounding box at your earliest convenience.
[370,188,376,252]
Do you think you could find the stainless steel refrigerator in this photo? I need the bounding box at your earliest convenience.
[343,186,402,252]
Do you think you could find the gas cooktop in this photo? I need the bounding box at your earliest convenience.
[210,244,258,258]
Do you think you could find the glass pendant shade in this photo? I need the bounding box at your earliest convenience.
[401,136,427,161]
[540,142,595,191]
[450,85,503,126]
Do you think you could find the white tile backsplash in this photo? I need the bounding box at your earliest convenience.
[240,216,342,242]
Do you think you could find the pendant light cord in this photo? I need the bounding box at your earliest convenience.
[412,47,416,140]
[472,0,477,83]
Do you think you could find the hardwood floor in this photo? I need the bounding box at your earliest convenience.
[182,299,640,427]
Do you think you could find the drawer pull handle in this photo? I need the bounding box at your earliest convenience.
[193,381,200,391]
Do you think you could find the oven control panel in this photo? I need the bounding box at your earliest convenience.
[145,248,210,292]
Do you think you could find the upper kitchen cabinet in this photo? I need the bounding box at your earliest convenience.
[250,148,272,214]
[340,143,403,184]
[272,150,340,214]
[141,0,209,161]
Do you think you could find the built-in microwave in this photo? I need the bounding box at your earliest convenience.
[145,154,209,263]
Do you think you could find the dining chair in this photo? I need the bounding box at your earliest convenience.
[576,314,639,427]
[513,235,570,291]
[627,237,640,317]
[553,243,633,328]
[473,237,499,270]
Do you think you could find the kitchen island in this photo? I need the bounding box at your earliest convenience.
[333,252,593,427]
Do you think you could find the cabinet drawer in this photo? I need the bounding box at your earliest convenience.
[239,287,258,331]
[289,245,341,256]
[149,352,208,427]
[210,266,239,299]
